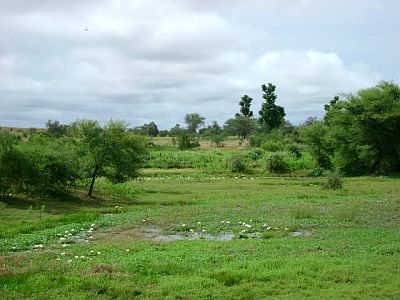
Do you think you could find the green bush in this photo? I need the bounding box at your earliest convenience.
[324,171,343,189]
[230,155,247,173]
[266,152,288,173]
[261,141,282,152]
[286,143,302,158]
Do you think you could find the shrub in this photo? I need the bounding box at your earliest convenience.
[261,141,282,152]
[324,171,343,189]
[287,143,302,158]
[178,133,200,150]
[266,152,288,173]
[247,148,264,161]
[308,167,325,177]
[230,155,247,173]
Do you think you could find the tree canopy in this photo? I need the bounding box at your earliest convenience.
[259,83,285,132]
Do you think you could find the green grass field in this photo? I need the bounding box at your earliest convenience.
[1,173,399,299]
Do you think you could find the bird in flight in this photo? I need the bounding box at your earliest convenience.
[84,26,88,31]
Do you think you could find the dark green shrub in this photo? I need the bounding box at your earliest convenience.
[230,155,247,173]
[308,167,325,177]
[266,152,288,173]
[324,171,343,189]
[247,149,263,161]
[178,133,200,150]
[287,143,302,158]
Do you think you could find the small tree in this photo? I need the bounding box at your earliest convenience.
[46,120,69,137]
[141,121,159,137]
[224,116,257,140]
[184,113,205,134]
[259,83,285,132]
[70,119,148,196]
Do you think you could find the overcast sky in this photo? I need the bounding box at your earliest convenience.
[1,0,399,129]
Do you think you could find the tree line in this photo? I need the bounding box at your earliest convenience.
[1,81,399,199]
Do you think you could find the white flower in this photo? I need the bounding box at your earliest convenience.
[226,221,230,224]
[67,259,72,263]
[202,229,207,232]
[61,252,66,256]
[142,219,146,222]
[56,258,61,261]
[65,230,69,234]
[189,229,194,232]
[181,224,186,227]
[80,256,85,259]
[197,222,201,225]
[62,244,68,247]
[274,227,279,230]
[74,256,79,259]
[125,249,130,252]
[262,224,267,227]
[267,227,271,230]
[91,224,95,227]
[97,251,101,255]
[221,221,225,223]
[67,233,72,236]
[245,224,252,228]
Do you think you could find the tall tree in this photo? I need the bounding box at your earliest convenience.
[258,83,285,131]
[184,113,205,133]
[236,95,253,117]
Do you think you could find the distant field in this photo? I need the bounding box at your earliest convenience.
[152,136,250,150]
[1,174,399,299]
[0,126,45,133]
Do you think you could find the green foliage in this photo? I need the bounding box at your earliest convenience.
[325,81,400,175]
[137,121,159,137]
[210,134,225,147]
[70,119,148,196]
[224,116,257,140]
[236,95,253,117]
[261,140,283,152]
[286,143,302,158]
[46,120,69,137]
[266,152,289,173]
[299,120,332,169]
[184,113,205,134]
[258,83,286,132]
[0,133,80,196]
[324,171,343,189]
[230,155,247,173]
[178,133,200,150]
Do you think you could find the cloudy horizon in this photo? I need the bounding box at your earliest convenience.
[1,0,399,129]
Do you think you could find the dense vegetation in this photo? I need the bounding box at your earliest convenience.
[0,81,399,299]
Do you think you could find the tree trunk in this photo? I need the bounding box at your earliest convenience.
[88,164,99,197]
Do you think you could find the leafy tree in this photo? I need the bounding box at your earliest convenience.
[224,116,257,140]
[184,113,205,134]
[236,95,253,117]
[70,119,148,196]
[141,121,159,137]
[169,124,185,137]
[259,83,285,131]
[299,121,332,169]
[178,132,200,150]
[46,120,69,137]
[324,81,400,174]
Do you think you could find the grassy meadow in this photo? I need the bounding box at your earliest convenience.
[1,149,400,299]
